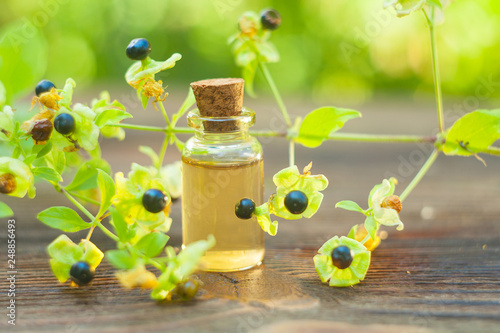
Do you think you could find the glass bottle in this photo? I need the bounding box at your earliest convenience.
[181,85,264,272]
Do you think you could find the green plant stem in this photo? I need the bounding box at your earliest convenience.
[258,62,292,127]
[158,101,171,127]
[328,133,436,143]
[360,234,371,245]
[424,9,445,133]
[61,188,95,221]
[146,258,165,271]
[171,127,193,134]
[85,226,96,241]
[113,125,435,144]
[13,139,27,158]
[61,188,119,242]
[249,130,434,143]
[289,140,295,167]
[67,190,100,206]
[484,146,500,157]
[110,123,165,132]
[399,149,439,202]
[95,220,119,242]
[157,135,169,171]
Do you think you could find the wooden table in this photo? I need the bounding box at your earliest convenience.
[1,96,499,332]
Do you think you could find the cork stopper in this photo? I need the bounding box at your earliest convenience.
[190,78,244,132]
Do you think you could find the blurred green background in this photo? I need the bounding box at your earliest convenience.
[1,0,500,106]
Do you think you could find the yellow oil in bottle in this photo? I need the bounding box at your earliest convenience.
[181,157,264,271]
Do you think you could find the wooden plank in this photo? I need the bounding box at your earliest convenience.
[1,99,500,332]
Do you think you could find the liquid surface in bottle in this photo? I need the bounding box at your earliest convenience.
[181,157,264,271]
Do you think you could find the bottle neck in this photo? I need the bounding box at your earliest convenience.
[194,128,250,143]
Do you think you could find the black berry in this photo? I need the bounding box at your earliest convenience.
[142,189,168,213]
[331,246,354,269]
[176,280,199,300]
[284,190,308,214]
[126,38,151,61]
[35,80,56,96]
[31,119,53,143]
[70,261,94,286]
[54,113,75,135]
[260,9,281,30]
[235,198,256,219]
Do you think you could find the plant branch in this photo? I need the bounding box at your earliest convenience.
[360,234,371,245]
[289,140,295,167]
[399,149,439,202]
[158,101,171,127]
[424,9,445,133]
[113,126,436,144]
[328,133,436,143]
[61,188,95,221]
[157,135,169,171]
[258,62,292,127]
[94,220,119,242]
[109,123,165,132]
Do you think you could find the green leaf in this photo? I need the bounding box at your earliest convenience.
[110,207,133,243]
[32,166,62,182]
[364,215,378,241]
[297,107,361,148]
[35,142,53,158]
[44,149,65,175]
[442,110,500,156]
[23,155,37,166]
[141,93,149,110]
[96,169,115,218]
[347,224,358,240]
[95,109,132,128]
[134,232,169,258]
[335,200,365,214]
[105,249,136,270]
[172,88,196,125]
[125,53,182,84]
[426,0,442,8]
[59,78,76,108]
[65,159,111,191]
[0,201,13,218]
[37,207,90,232]
[173,235,215,281]
[12,146,21,159]
[256,41,280,63]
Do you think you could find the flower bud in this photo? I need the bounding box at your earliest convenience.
[0,173,16,194]
[381,195,402,213]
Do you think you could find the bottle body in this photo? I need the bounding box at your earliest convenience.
[181,109,265,271]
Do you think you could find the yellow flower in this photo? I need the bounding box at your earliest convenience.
[347,224,381,252]
[314,236,371,287]
[0,157,34,198]
[112,163,171,232]
[270,163,328,219]
[116,264,158,289]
